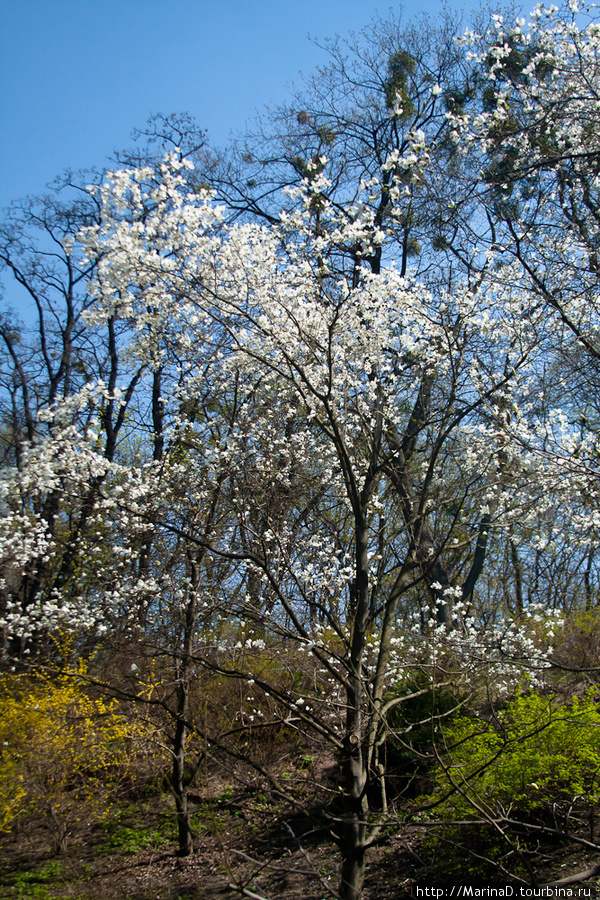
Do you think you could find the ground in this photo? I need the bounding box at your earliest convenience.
[3,777,600,900]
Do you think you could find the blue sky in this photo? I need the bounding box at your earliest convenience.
[1,0,475,210]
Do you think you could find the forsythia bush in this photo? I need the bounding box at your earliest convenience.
[431,690,600,818]
[0,666,150,851]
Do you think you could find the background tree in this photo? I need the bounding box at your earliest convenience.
[198,9,487,283]
[439,2,600,616]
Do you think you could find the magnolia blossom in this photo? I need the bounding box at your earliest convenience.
[0,150,564,696]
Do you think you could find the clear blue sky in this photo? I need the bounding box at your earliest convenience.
[1,0,477,210]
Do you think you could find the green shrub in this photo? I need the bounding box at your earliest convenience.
[429,689,600,819]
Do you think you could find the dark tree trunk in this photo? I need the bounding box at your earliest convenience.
[339,733,368,900]
[172,715,194,856]
[337,517,370,900]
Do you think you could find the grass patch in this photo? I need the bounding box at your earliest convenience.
[95,798,174,855]
[5,860,85,900]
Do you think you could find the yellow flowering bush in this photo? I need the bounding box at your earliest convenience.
[0,666,151,852]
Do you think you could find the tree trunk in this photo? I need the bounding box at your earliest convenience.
[171,567,197,857]
[339,734,368,900]
[338,517,370,900]
[48,803,69,855]
[340,839,366,900]
[172,715,194,856]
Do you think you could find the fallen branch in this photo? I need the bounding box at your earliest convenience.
[544,864,600,887]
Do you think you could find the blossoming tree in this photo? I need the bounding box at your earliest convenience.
[5,4,600,894]
[0,144,561,895]
[439,1,600,607]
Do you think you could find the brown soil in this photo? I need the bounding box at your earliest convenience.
[3,773,600,899]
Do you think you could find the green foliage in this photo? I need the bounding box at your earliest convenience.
[316,125,337,147]
[444,85,474,115]
[430,690,600,819]
[291,154,326,181]
[105,822,172,854]
[384,50,416,118]
[9,862,67,900]
[298,753,314,769]
[96,796,175,855]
